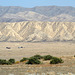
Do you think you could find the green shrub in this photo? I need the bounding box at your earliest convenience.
[33,55,43,59]
[0,59,12,65]
[50,57,63,64]
[6,61,12,65]
[43,55,53,60]
[26,57,41,64]
[0,59,7,65]
[20,58,28,62]
[8,59,15,64]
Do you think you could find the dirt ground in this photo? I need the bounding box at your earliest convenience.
[0,56,75,75]
[0,42,75,60]
[0,42,75,75]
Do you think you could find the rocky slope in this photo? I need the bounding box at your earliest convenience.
[0,6,75,22]
[0,21,75,42]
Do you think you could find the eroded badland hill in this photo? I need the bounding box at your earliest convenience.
[0,21,75,42]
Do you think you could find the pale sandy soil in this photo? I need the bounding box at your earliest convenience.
[0,42,75,61]
[0,42,75,75]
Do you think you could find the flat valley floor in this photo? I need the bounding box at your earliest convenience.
[0,42,75,60]
[0,42,75,75]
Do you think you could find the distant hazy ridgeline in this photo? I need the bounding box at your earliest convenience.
[0,6,75,22]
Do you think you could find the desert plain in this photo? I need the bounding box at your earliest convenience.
[0,5,75,75]
[0,42,75,75]
[0,42,75,60]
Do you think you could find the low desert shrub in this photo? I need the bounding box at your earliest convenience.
[33,55,43,59]
[8,59,15,64]
[0,59,12,65]
[0,59,7,65]
[43,55,53,60]
[6,61,12,65]
[15,61,20,64]
[20,58,28,62]
[26,57,41,64]
[50,57,64,64]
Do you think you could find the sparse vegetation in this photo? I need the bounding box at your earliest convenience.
[6,61,12,65]
[26,57,41,64]
[15,61,20,64]
[50,57,64,64]
[8,59,15,64]
[43,55,53,60]
[0,54,64,65]
[20,57,28,62]
[0,59,12,65]
[33,55,43,59]
[0,59,7,65]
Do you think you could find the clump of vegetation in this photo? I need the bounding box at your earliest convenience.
[26,57,41,64]
[20,57,28,62]
[0,54,64,65]
[43,55,53,60]
[15,61,20,64]
[8,59,15,64]
[0,59,7,65]
[33,55,43,59]
[50,57,64,64]
[0,59,12,65]
[6,61,12,65]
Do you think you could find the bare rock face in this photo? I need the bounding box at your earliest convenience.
[0,21,75,42]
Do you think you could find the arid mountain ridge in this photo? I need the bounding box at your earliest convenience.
[0,6,75,22]
[0,21,75,42]
[0,6,75,42]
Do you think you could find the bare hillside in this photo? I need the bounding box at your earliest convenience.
[0,21,75,42]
